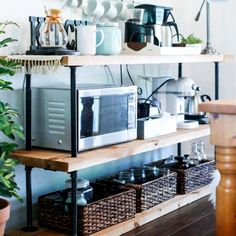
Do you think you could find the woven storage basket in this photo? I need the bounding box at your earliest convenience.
[38,183,136,235]
[148,159,215,194]
[172,160,215,194]
[98,171,177,213]
[126,172,177,212]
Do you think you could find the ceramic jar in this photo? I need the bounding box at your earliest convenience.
[96,22,122,55]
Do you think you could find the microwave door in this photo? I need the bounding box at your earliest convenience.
[98,95,128,134]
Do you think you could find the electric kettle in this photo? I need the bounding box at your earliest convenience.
[185,87,211,116]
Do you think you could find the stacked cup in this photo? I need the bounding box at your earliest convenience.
[81,0,135,21]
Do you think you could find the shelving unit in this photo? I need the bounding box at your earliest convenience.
[10,54,232,236]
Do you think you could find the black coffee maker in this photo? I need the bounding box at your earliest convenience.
[129,4,180,47]
[124,8,156,47]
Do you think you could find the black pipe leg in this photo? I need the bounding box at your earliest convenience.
[215,62,219,100]
[178,63,183,78]
[70,66,78,235]
[21,166,38,232]
[70,66,77,157]
[214,62,220,161]
[25,73,32,151]
[177,63,183,156]
[71,171,78,236]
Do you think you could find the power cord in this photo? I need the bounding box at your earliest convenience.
[126,64,142,95]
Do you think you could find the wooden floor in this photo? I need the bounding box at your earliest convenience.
[122,196,216,236]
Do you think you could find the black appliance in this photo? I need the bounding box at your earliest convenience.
[125,4,180,47]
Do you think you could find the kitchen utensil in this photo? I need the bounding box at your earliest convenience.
[39,8,68,48]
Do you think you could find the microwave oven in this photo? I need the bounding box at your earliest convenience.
[31,85,137,151]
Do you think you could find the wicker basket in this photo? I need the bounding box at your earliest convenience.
[38,183,136,235]
[172,160,215,194]
[148,159,215,194]
[98,171,177,213]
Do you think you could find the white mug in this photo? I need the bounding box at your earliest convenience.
[102,1,117,19]
[76,25,104,55]
[83,0,104,17]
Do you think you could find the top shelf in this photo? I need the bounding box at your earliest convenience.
[61,54,232,66]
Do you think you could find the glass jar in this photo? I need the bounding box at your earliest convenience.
[65,191,87,212]
[96,22,122,55]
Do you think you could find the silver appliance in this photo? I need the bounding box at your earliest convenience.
[32,85,137,151]
[164,77,197,115]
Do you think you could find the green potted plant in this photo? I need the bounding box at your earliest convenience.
[180,33,203,54]
[0,21,23,235]
[181,33,202,47]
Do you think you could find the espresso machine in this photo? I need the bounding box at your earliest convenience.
[160,77,210,126]
[129,4,180,47]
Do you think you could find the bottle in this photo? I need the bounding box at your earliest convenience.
[198,140,208,162]
[189,142,201,165]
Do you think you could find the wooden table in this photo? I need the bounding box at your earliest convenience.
[200,99,236,236]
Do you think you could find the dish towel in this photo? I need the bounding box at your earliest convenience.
[7,55,63,74]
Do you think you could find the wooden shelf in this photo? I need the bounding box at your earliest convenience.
[6,185,212,236]
[61,54,232,66]
[12,125,210,172]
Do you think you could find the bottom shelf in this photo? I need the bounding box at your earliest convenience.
[6,185,212,236]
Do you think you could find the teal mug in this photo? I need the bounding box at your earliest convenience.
[96,22,122,55]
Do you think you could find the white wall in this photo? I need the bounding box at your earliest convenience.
[0,0,235,230]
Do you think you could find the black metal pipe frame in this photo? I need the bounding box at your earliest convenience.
[70,66,78,236]
[215,62,219,100]
[22,72,38,232]
[25,73,32,151]
[21,166,38,232]
[177,63,182,156]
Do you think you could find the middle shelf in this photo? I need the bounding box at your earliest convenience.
[12,125,210,172]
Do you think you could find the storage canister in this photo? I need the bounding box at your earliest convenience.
[96,22,122,55]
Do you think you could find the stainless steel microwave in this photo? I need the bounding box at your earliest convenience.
[31,85,137,151]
